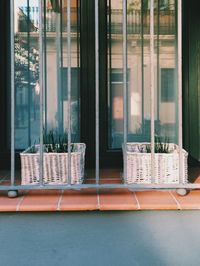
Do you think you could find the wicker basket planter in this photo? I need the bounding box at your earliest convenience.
[20,143,86,185]
[123,143,188,184]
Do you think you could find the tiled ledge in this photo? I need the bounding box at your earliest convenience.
[0,167,199,212]
[1,188,200,212]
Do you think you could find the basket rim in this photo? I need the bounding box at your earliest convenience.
[20,143,86,156]
[123,142,188,155]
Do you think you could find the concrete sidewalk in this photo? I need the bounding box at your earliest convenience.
[0,211,200,266]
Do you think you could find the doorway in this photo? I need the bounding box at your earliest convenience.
[80,0,179,170]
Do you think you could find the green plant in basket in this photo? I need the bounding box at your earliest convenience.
[155,136,169,153]
[141,136,170,153]
[43,130,75,153]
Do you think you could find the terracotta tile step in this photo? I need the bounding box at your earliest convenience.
[0,188,200,212]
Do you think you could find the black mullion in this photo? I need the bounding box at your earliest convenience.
[76,0,80,141]
[0,0,11,168]
[80,0,95,167]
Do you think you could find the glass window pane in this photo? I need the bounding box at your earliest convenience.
[107,0,178,149]
[156,0,178,144]
[14,0,40,149]
[14,0,80,150]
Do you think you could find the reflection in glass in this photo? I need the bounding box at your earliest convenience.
[14,0,40,149]
[14,0,80,149]
[107,0,177,149]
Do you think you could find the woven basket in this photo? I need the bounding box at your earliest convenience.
[20,143,86,185]
[123,143,188,184]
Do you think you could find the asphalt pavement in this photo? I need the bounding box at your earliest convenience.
[0,211,200,266]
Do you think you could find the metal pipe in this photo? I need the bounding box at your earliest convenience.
[10,0,15,186]
[44,0,47,131]
[141,0,144,133]
[95,0,100,185]
[157,0,160,124]
[178,0,183,183]
[67,0,71,185]
[56,12,63,133]
[60,0,64,133]
[39,0,44,186]
[0,183,198,191]
[27,0,31,147]
[123,0,128,181]
[150,0,155,183]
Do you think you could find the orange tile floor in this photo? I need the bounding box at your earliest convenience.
[0,167,199,212]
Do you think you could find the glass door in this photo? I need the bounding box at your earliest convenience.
[99,0,178,168]
[11,0,178,173]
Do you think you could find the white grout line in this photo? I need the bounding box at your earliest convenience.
[169,191,182,210]
[133,192,141,210]
[16,196,25,211]
[97,189,100,210]
[16,191,29,211]
[57,190,64,211]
